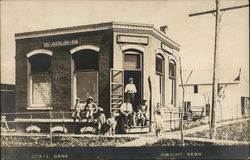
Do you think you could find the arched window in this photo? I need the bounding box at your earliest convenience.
[168,60,176,106]
[156,54,165,105]
[27,50,52,109]
[71,47,99,104]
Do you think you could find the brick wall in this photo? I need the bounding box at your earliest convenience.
[15,30,113,116]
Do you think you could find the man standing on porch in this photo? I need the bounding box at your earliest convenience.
[125,78,137,111]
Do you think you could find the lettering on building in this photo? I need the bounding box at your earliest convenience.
[44,39,79,48]
[161,43,173,54]
[117,35,149,44]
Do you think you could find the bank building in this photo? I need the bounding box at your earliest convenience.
[15,22,181,133]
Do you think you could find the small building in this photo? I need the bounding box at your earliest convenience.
[1,83,15,114]
[179,68,250,121]
[15,22,181,133]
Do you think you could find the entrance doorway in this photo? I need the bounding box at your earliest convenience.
[124,70,142,109]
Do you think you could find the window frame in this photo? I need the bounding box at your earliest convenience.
[123,51,142,71]
[156,54,164,75]
[71,47,100,106]
[27,52,53,110]
[169,60,176,107]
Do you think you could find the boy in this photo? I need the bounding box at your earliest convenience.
[72,98,83,122]
[106,112,117,135]
[84,96,98,122]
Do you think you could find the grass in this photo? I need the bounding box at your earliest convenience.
[186,120,250,142]
[1,135,137,147]
[147,138,208,146]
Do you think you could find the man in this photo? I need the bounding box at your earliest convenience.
[125,78,137,111]
[96,107,106,135]
[84,96,98,123]
[120,101,133,129]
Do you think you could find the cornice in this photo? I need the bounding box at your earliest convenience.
[15,21,180,51]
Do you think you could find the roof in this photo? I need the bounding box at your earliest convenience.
[15,21,180,51]
[181,68,241,85]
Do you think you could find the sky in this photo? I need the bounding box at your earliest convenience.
[0,0,249,84]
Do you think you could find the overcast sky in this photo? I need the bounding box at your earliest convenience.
[1,0,249,84]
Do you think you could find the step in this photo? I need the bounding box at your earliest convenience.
[126,126,149,133]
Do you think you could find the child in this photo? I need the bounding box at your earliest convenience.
[106,112,117,135]
[154,103,164,137]
[136,109,146,127]
[84,96,98,123]
[72,98,84,122]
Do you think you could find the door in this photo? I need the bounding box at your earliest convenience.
[124,70,142,110]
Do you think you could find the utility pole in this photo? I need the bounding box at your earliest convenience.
[210,0,220,139]
[189,1,249,139]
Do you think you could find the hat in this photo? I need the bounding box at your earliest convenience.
[76,98,80,101]
[129,78,134,81]
[141,99,147,102]
[98,107,104,112]
[87,96,94,101]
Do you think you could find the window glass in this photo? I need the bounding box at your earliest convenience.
[72,49,98,71]
[29,54,51,73]
[170,79,176,105]
[76,72,98,102]
[32,74,51,105]
[169,61,176,78]
[156,56,163,74]
[194,85,198,93]
[124,54,140,70]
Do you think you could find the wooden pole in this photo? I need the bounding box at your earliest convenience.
[148,76,152,132]
[210,0,221,139]
[179,57,184,144]
[189,4,249,17]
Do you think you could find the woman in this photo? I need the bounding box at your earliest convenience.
[154,103,164,137]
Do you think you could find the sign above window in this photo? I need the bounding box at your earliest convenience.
[161,43,173,54]
[44,39,79,48]
[117,35,148,45]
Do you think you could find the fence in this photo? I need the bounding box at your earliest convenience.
[1,110,207,134]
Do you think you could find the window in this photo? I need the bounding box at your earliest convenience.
[124,54,141,70]
[72,49,99,104]
[75,72,98,101]
[241,97,249,116]
[156,54,164,75]
[194,85,198,93]
[169,60,176,106]
[156,54,165,105]
[27,53,52,108]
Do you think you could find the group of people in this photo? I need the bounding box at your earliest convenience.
[71,96,116,135]
[71,77,164,137]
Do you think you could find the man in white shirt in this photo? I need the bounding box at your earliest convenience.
[125,78,137,111]
[120,101,133,128]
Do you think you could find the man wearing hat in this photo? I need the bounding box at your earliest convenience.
[96,107,106,135]
[125,77,137,111]
[84,96,98,123]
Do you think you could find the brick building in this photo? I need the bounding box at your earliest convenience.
[15,22,180,133]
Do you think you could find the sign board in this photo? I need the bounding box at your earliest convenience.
[44,39,79,48]
[117,35,148,44]
[161,43,173,54]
